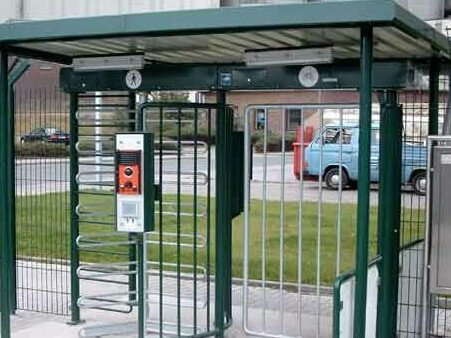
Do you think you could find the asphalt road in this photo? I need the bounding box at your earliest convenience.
[14,152,425,208]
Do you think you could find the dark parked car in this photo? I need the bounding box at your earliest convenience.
[21,127,70,145]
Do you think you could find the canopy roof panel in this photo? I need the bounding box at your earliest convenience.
[0,0,449,65]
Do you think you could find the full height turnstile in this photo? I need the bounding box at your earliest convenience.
[68,93,241,337]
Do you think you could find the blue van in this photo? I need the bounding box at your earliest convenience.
[303,125,427,195]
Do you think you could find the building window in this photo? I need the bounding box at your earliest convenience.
[286,109,302,131]
[255,109,266,130]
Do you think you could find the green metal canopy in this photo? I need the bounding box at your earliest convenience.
[0,0,449,65]
[0,2,447,338]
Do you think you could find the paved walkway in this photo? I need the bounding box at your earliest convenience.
[12,261,333,338]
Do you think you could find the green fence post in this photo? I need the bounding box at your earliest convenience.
[0,47,12,338]
[7,82,16,314]
[225,108,233,323]
[7,59,29,313]
[136,233,145,338]
[215,90,228,337]
[128,92,137,303]
[128,92,136,131]
[353,25,373,338]
[376,91,403,338]
[429,59,440,136]
[421,57,440,336]
[69,92,81,324]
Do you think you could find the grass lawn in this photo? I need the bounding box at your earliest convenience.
[16,192,423,286]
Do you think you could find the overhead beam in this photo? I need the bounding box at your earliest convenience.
[59,61,410,93]
[7,45,72,65]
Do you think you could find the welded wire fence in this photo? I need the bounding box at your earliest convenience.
[14,86,71,315]
[10,83,450,335]
[423,81,451,338]
[397,77,448,337]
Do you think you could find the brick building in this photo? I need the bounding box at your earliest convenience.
[204,89,362,134]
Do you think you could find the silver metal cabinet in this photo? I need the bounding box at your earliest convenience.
[430,146,451,294]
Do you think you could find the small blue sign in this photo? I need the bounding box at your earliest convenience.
[219,73,232,86]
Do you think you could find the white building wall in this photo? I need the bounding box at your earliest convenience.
[0,0,220,22]
[0,0,18,23]
[0,0,447,24]
[397,0,444,21]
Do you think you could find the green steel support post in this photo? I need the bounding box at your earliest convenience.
[353,26,373,338]
[128,92,137,302]
[0,47,11,338]
[128,92,136,131]
[376,91,403,338]
[136,100,144,132]
[422,57,440,336]
[225,108,233,323]
[215,90,228,337]
[7,60,30,313]
[136,234,145,338]
[69,92,81,324]
[429,59,440,136]
[7,84,16,313]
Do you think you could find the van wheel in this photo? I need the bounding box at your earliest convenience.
[412,171,427,195]
[324,167,349,190]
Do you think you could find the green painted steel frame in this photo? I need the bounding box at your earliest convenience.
[134,233,145,338]
[376,91,403,338]
[0,2,446,337]
[215,90,231,338]
[59,62,410,93]
[128,93,137,304]
[69,92,81,325]
[0,53,28,338]
[7,59,30,313]
[423,53,441,338]
[0,1,448,56]
[8,60,30,87]
[132,101,232,337]
[353,26,373,338]
[0,47,12,338]
[333,91,402,338]
[429,59,441,136]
